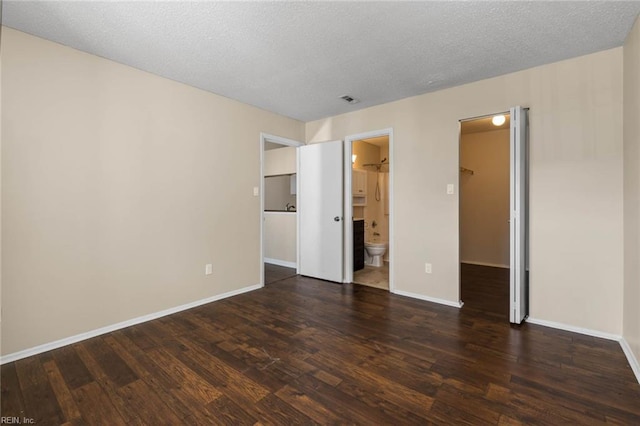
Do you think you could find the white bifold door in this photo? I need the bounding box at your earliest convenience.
[298,140,344,283]
[510,106,529,324]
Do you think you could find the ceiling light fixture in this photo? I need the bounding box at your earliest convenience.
[492,115,506,126]
[340,95,360,104]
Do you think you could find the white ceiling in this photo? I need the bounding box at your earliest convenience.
[3,1,640,122]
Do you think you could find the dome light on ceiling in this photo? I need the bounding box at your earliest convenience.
[492,115,506,126]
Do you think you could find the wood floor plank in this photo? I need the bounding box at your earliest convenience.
[1,266,638,424]
[117,379,183,425]
[428,399,496,425]
[184,330,292,393]
[274,384,342,424]
[147,347,223,406]
[14,356,65,425]
[250,393,318,425]
[107,331,196,421]
[52,346,94,390]
[307,349,436,419]
[82,338,138,388]
[434,382,502,423]
[42,360,83,423]
[73,344,137,424]
[287,371,405,424]
[205,395,258,426]
[172,334,271,404]
[264,263,297,284]
[485,382,605,425]
[461,263,510,319]
[72,381,127,426]
[334,378,431,424]
[0,362,27,420]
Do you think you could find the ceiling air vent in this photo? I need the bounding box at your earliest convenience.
[340,95,360,104]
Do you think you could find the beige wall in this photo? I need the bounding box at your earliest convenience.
[460,129,510,267]
[624,17,640,366]
[1,28,304,355]
[263,212,297,265]
[264,146,296,176]
[307,47,624,334]
[264,175,296,211]
[352,140,380,169]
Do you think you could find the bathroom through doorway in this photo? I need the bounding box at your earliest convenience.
[344,130,393,291]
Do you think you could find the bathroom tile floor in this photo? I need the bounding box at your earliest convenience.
[353,263,389,289]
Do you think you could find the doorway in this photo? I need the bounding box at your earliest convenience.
[344,129,394,291]
[459,108,529,323]
[459,113,511,318]
[260,133,304,286]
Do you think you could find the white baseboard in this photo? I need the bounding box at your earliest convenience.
[0,283,262,365]
[526,317,621,341]
[392,289,463,308]
[620,338,640,384]
[264,258,297,269]
[461,260,509,269]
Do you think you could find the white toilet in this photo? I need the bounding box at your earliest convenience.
[364,240,387,267]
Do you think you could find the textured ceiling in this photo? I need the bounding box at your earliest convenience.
[3,1,640,122]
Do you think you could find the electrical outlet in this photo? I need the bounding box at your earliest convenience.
[253,186,259,196]
[425,263,432,274]
[205,264,213,275]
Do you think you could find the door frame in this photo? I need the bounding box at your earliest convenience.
[259,133,304,287]
[457,109,529,321]
[509,106,530,323]
[344,128,395,291]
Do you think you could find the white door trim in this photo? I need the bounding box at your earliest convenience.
[259,133,304,287]
[509,106,529,324]
[344,128,394,292]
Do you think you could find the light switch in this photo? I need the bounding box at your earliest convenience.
[447,184,454,195]
[253,186,259,196]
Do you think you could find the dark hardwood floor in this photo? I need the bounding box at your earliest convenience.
[264,263,297,285]
[461,263,510,320]
[2,274,639,424]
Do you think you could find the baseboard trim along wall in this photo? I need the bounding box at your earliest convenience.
[527,317,621,340]
[619,338,640,384]
[264,258,297,269]
[0,283,262,365]
[528,317,640,384]
[460,260,509,269]
[392,289,464,309]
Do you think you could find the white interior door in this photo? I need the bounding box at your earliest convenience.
[298,140,344,282]
[510,106,529,324]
